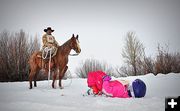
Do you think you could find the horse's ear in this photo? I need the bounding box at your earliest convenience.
[72,34,75,37]
[76,35,79,39]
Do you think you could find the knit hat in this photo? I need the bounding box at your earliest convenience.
[103,75,111,81]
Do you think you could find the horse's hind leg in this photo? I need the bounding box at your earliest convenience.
[29,70,36,89]
[63,66,68,75]
[52,70,57,89]
[34,71,39,87]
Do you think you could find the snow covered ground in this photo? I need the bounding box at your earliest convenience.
[0,73,180,111]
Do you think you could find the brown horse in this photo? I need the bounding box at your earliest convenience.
[28,34,81,89]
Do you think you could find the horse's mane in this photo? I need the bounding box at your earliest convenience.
[59,38,71,48]
[57,37,72,54]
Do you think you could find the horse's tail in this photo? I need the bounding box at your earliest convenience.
[30,51,38,62]
[28,51,39,70]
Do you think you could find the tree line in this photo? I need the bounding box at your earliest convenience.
[0,30,179,81]
[118,32,180,76]
[76,32,180,78]
[0,30,40,81]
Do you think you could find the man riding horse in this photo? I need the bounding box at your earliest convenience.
[29,27,81,89]
[42,27,59,51]
[40,27,59,71]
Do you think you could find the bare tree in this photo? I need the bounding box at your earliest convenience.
[122,32,144,76]
[75,58,114,78]
[155,44,180,74]
[115,66,129,77]
[118,32,180,76]
[0,30,40,82]
[142,56,155,74]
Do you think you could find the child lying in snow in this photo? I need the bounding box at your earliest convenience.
[86,71,146,98]
[87,71,106,95]
[102,75,146,98]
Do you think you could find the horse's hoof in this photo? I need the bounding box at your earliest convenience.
[29,87,32,89]
[52,87,56,89]
[52,84,57,89]
[60,87,64,89]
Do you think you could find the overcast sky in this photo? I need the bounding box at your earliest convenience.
[0,0,180,73]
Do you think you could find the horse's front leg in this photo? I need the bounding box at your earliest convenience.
[52,69,58,89]
[29,70,36,89]
[59,66,68,89]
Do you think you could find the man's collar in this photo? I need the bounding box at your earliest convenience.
[46,33,52,35]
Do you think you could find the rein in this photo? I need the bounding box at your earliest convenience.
[69,53,79,56]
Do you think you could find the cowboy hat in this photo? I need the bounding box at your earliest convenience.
[44,27,54,32]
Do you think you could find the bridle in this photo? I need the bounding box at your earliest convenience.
[69,38,80,56]
[69,53,79,56]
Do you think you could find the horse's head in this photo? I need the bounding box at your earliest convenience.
[70,34,81,54]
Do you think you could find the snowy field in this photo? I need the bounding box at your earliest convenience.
[0,73,180,111]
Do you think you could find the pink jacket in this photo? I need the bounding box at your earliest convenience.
[102,80,130,98]
[87,71,106,91]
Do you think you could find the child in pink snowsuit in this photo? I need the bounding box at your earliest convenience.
[87,71,106,94]
[102,75,130,98]
[87,71,129,97]
[87,71,146,98]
